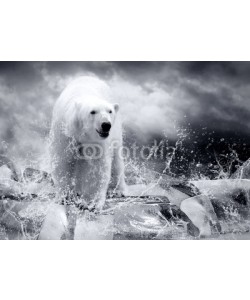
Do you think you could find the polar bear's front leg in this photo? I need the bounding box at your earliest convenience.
[91,189,109,213]
[89,159,112,212]
[111,146,127,196]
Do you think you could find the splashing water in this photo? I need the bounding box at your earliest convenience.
[1,127,250,239]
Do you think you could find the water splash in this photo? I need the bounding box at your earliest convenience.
[1,126,250,239]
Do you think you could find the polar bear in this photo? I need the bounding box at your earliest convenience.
[50,76,126,209]
[39,76,126,239]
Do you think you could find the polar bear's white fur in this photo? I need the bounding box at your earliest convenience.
[49,76,126,211]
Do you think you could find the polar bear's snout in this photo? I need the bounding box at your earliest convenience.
[96,123,111,138]
[96,120,112,138]
[101,122,111,132]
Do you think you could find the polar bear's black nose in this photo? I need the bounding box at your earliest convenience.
[101,122,111,132]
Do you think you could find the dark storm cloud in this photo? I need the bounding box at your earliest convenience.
[177,62,250,133]
[0,62,43,84]
[42,61,115,79]
[184,82,249,132]
[1,61,250,166]
[181,61,250,82]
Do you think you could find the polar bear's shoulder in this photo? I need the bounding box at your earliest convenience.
[60,76,112,102]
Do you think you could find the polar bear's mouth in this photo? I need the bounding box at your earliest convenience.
[96,130,109,138]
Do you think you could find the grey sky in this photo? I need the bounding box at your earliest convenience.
[0,62,250,165]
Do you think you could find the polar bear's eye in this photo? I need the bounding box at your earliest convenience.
[90,110,96,115]
[109,110,112,114]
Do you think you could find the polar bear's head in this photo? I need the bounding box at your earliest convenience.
[55,76,120,143]
[66,97,119,142]
[84,98,119,140]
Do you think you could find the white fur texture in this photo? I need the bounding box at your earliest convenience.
[49,76,126,211]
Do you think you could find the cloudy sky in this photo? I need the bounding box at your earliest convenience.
[0,62,250,169]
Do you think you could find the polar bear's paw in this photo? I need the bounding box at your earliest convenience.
[108,184,127,198]
[113,190,126,198]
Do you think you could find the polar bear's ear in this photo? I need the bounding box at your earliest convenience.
[114,103,119,112]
